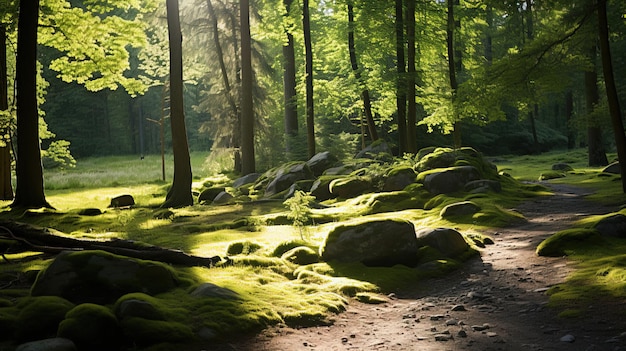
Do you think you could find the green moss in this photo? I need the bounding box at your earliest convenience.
[539,171,566,180]
[58,303,122,351]
[15,296,75,341]
[271,239,314,257]
[121,317,196,346]
[226,241,262,255]
[281,246,319,265]
[558,308,582,318]
[536,229,603,257]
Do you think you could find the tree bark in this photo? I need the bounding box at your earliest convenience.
[395,0,407,155]
[597,0,626,193]
[13,0,50,209]
[303,0,315,158]
[0,25,13,200]
[162,0,193,208]
[406,0,417,153]
[347,4,378,143]
[240,0,255,174]
[584,43,608,166]
[282,0,299,154]
[0,221,221,267]
[565,90,576,149]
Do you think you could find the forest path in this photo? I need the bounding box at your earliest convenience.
[211,183,625,351]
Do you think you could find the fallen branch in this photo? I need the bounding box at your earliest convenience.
[0,221,221,267]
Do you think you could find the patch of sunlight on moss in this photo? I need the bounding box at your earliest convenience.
[558,309,582,318]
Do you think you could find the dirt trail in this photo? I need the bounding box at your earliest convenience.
[211,183,626,351]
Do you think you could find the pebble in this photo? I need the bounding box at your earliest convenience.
[446,319,458,326]
[487,332,498,337]
[451,304,466,311]
[430,315,445,321]
[471,324,491,331]
[560,334,575,343]
[435,334,453,342]
[457,330,468,338]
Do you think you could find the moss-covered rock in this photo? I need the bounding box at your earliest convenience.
[538,171,565,181]
[15,296,75,342]
[263,162,315,197]
[536,229,603,257]
[382,166,417,192]
[31,250,179,304]
[198,187,226,203]
[320,219,418,266]
[120,317,195,347]
[57,303,123,351]
[329,177,372,198]
[593,213,626,238]
[281,246,319,265]
[226,241,262,255]
[307,151,339,177]
[415,228,469,258]
[419,166,481,195]
[440,201,481,218]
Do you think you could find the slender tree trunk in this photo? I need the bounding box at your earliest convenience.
[484,5,493,65]
[282,0,298,155]
[395,0,407,155]
[240,0,255,174]
[597,0,626,193]
[585,44,608,166]
[303,0,315,158]
[446,0,460,148]
[524,0,538,149]
[406,0,417,153]
[227,10,242,173]
[565,90,576,149]
[347,3,378,143]
[0,25,13,200]
[162,0,193,208]
[13,0,50,209]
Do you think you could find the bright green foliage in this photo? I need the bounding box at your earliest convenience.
[283,190,315,240]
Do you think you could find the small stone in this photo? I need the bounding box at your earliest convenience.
[471,324,490,331]
[446,319,458,326]
[560,334,575,343]
[533,287,550,293]
[435,334,453,342]
[487,332,498,337]
[341,337,349,343]
[451,304,466,311]
[430,315,445,321]
[457,330,468,338]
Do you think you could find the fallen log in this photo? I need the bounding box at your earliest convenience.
[0,220,221,267]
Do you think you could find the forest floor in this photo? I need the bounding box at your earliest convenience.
[205,183,626,351]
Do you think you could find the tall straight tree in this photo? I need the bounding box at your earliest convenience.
[446,0,460,148]
[597,0,626,193]
[347,3,377,143]
[303,0,315,158]
[0,24,13,200]
[13,0,50,209]
[162,0,193,208]
[406,0,417,153]
[240,0,255,174]
[282,0,298,154]
[585,43,608,166]
[395,0,407,155]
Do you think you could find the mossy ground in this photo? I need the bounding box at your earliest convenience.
[0,148,624,348]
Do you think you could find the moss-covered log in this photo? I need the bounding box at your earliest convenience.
[0,221,220,267]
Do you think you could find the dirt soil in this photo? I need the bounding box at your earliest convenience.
[208,183,626,351]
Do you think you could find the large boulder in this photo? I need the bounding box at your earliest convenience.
[329,177,372,198]
[383,167,417,192]
[602,162,621,174]
[198,187,225,203]
[307,151,339,177]
[108,194,134,208]
[31,250,179,304]
[265,162,315,197]
[232,173,261,188]
[593,214,626,238]
[415,228,469,258]
[310,176,339,201]
[420,166,481,195]
[320,219,419,266]
[440,201,481,218]
[355,141,393,160]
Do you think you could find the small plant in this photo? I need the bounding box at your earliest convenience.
[283,190,315,241]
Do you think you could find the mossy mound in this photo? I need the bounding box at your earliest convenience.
[536,229,604,257]
[281,246,319,265]
[15,296,75,342]
[57,303,123,351]
[226,241,263,255]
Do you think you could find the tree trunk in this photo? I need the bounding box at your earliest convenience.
[282,0,298,154]
[406,0,417,153]
[597,0,626,193]
[13,0,50,209]
[395,0,407,155]
[446,0,460,148]
[162,0,193,208]
[240,0,255,174]
[585,44,608,166]
[484,5,493,65]
[0,25,13,200]
[303,0,315,158]
[347,4,378,143]
[565,90,576,149]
